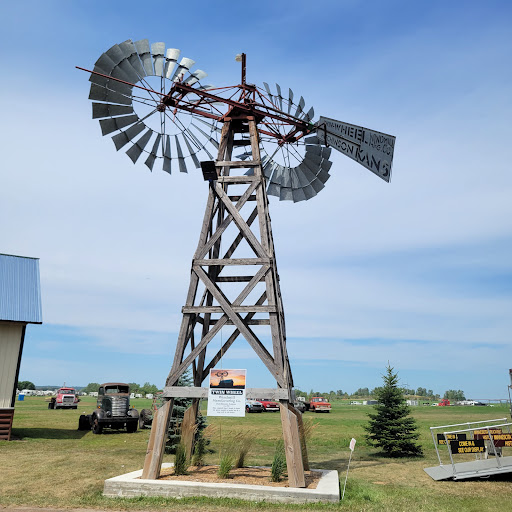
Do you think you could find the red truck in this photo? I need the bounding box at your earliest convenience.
[437,399,451,407]
[306,396,331,413]
[48,387,80,409]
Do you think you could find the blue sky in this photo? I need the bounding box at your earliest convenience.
[2,1,511,398]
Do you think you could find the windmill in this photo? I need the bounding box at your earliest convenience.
[79,39,395,487]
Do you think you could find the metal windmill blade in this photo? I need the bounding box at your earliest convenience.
[151,42,166,77]
[119,40,147,79]
[184,69,207,86]
[145,134,162,171]
[174,135,188,173]
[134,39,154,76]
[172,57,195,82]
[163,135,172,174]
[112,123,146,151]
[164,48,180,79]
[126,129,154,164]
[275,83,283,110]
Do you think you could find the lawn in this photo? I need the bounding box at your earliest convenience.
[1,397,512,511]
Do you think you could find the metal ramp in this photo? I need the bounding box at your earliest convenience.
[425,419,512,480]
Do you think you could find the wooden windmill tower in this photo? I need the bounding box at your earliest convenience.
[81,41,395,487]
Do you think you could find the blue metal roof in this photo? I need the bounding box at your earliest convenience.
[0,254,42,323]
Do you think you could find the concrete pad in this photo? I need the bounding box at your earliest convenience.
[104,463,340,504]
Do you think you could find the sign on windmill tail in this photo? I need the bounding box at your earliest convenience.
[315,116,396,182]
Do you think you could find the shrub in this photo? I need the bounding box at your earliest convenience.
[270,440,287,482]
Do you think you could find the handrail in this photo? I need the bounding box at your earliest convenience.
[430,418,507,431]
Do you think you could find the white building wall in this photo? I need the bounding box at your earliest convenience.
[0,322,24,408]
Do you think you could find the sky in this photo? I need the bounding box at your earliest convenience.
[2,0,511,399]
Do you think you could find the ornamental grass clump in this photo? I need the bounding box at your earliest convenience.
[234,430,255,468]
[173,442,188,475]
[217,451,235,479]
[270,440,287,482]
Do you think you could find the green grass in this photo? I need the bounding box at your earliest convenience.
[1,397,512,511]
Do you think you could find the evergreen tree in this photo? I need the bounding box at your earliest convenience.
[165,370,209,454]
[364,365,423,457]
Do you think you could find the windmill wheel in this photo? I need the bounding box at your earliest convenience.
[88,39,219,174]
[256,83,333,202]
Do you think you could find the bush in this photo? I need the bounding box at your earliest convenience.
[270,440,287,482]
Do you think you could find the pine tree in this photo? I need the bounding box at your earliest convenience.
[364,365,423,457]
[165,370,209,454]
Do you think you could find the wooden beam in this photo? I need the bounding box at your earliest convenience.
[217,176,258,183]
[162,387,290,400]
[215,275,265,282]
[209,319,270,325]
[216,160,261,167]
[194,258,269,266]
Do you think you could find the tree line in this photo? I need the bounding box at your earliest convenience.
[81,382,160,395]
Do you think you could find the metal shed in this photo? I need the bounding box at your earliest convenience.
[0,254,42,440]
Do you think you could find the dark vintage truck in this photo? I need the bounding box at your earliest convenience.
[78,382,139,434]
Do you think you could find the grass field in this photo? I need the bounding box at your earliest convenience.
[1,397,512,511]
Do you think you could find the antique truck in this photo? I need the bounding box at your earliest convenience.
[305,396,332,413]
[48,387,80,409]
[78,382,139,434]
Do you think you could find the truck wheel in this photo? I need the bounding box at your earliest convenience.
[127,422,137,433]
[139,409,151,429]
[92,417,103,434]
[78,415,90,430]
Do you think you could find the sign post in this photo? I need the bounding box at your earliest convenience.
[342,438,357,500]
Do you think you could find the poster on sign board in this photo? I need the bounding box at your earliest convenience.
[207,369,246,417]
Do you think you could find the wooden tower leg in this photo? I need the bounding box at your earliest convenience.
[142,399,172,479]
[280,402,306,487]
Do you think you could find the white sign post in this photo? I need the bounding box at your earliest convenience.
[342,438,357,500]
[206,369,246,417]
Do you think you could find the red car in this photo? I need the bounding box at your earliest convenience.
[256,398,280,412]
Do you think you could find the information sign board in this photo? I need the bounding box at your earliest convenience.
[207,369,246,417]
[437,433,466,445]
[449,439,485,454]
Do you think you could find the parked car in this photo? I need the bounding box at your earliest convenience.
[245,400,264,413]
[293,400,306,413]
[256,398,280,412]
